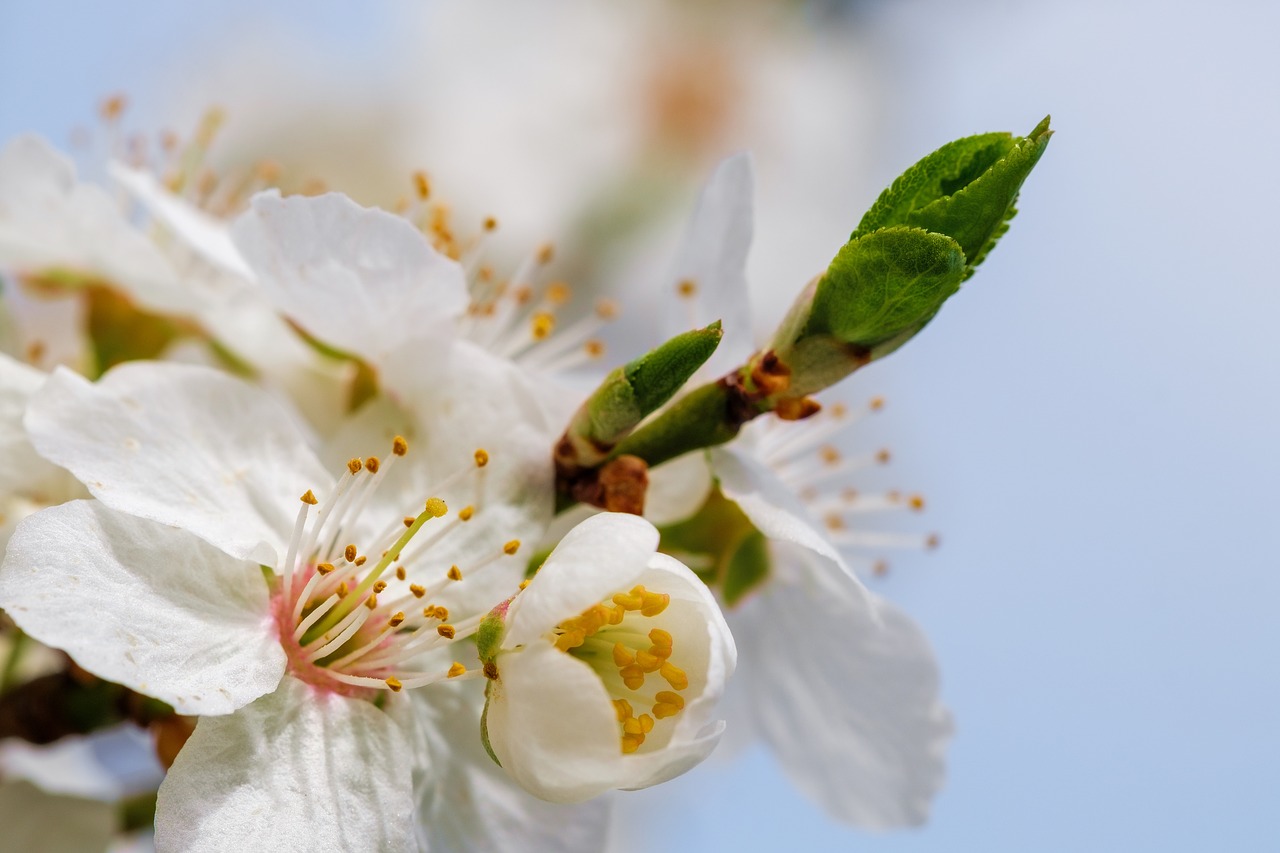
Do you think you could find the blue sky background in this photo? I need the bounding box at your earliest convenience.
[2,1,1277,850]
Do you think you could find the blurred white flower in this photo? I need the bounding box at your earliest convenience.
[480,512,735,803]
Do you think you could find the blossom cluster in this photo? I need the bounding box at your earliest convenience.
[0,106,1048,850]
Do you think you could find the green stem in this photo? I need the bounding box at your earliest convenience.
[610,380,750,470]
[0,628,28,694]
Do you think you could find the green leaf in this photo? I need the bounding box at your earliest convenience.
[806,226,966,351]
[853,116,1052,272]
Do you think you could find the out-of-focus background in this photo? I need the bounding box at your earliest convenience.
[2,0,1277,850]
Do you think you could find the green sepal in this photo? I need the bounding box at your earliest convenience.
[722,529,770,607]
[559,321,722,472]
[480,682,501,767]
[853,116,1052,275]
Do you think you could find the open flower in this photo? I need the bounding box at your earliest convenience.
[638,153,953,828]
[479,512,735,804]
[0,358,551,847]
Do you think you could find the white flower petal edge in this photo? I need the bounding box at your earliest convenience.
[231,189,468,370]
[0,135,202,316]
[503,512,658,648]
[0,501,287,716]
[731,546,953,827]
[411,681,614,853]
[0,353,62,496]
[0,724,165,802]
[486,514,735,804]
[711,444,864,599]
[26,361,330,565]
[108,161,254,281]
[664,152,755,375]
[155,676,415,853]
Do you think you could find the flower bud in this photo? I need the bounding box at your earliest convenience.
[479,512,735,803]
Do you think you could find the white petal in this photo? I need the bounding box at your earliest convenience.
[0,281,88,373]
[26,361,330,565]
[412,681,614,853]
[642,451,713,526]
[0,135,201,316]
[0,781,116,853]
[0,501,285,715]
[484,642,622,804]
[231,190,467,369]
[0,353,64,498]
[155,677,416,853]
[0,723,164,802]
[664,153,755,375]
[733,560,952,828]
[711,444,866,601]
[108,162,253,280]
[504,512,658,649]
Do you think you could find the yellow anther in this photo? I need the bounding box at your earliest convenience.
[425,497,448,517]
[437,624,456,639]
[503,540,521,555]
[653,703,681,720]
[447,565,463,582]
[537,242,555,264]
[649,644,673,660]
[514,285,534,305]
[869,396,885,411]
[638,714,654,733]
[392,435,409,456]
[621,734,643,754]
[101,94,127,121]
[347,458,363,474]
[620,665,646,690]
[354,556,367,567]
[448,662,467,679]
[409,584,426,598]
[555,628,586,651]
[388,612,406,628]
[413,171,430,200]
[926,533,940,549]
[820,446,840,465]
[612,643,635,668]
[640,592,670,618]
[531,312,555,340]
[474,449,489,468]
[635,650,662,673]
[433,606,449,621]
[545,281,571,304]
[613,699,634,722]
[337,582,349,598]
[483,216,498,231]
[344,544,358,562]
[585,339,605,358]
[300,490,318,505]
[622,717,645,735]
[659,662,688,691]
[519,579,531,590]
[373,580,387,594]
[648,628,672,648]
[395,566,406,581]
[385,676,403,692]
[458,506,475,521]
[611,592,643,611]
[595,299,618,320]
[607,605,626,625]
[677,279,697,298]
[876,448,891,464]
[403,516,416,528]
[365,456,380,474]
[909,494,926,511]
[365,594,378,610]
[655,690,685,710]
[315,562,335,575]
